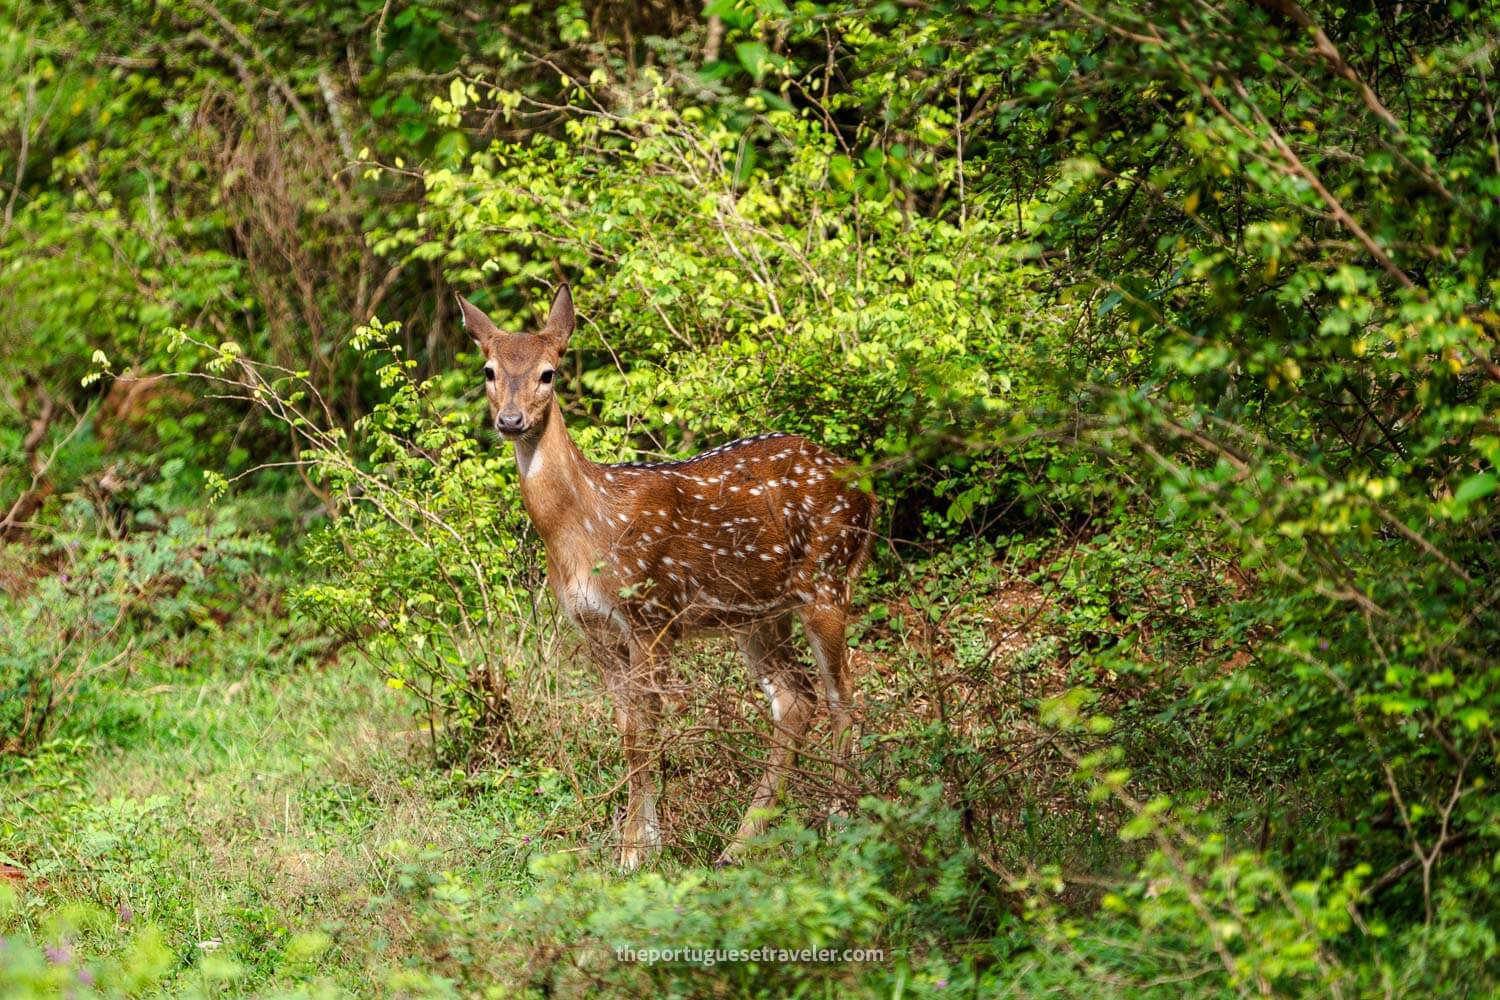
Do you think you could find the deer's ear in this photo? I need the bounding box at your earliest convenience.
[541,284,574,349]
[456,295,499,345]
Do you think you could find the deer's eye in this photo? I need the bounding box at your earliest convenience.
[539,369,555,385]
[482,366,495,381]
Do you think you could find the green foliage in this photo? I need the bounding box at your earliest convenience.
[321,785,1008,997]
[2,0,1498,995]
[285,320,541,754]
[1,508,270,756]
[400,98,1035,479]
[995,0,1500,961]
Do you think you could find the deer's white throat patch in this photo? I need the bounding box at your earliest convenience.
[514,438,544,479]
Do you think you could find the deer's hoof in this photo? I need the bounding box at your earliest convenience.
[714,835,750,867]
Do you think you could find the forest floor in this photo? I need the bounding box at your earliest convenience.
[3,543,1080,995]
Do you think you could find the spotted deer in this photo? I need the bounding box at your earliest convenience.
[460,284,876,868]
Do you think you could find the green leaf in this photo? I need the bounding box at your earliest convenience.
[1454,472,1497,506]
[734,42,771,81]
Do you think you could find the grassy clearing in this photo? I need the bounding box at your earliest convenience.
[3,635,582,993]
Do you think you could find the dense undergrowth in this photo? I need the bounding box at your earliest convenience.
[3,1,1497,996]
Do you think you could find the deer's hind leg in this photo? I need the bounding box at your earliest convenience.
[720,612,815,863]
[796,601,856,809]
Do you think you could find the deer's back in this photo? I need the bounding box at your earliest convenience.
[580,433,874,634]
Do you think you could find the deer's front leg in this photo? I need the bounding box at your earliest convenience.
[606,638,664,870]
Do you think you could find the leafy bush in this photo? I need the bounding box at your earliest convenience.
[1,508,269,757]
[391,77,1050,516]
[281,320,542,755]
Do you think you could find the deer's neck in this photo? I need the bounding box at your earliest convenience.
[512,398,602,562]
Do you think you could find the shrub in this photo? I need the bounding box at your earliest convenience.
[1,508,270,757]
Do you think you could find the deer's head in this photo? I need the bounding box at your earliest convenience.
[459,285,574,439]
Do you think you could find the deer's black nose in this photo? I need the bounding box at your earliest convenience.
[496,411,526,434]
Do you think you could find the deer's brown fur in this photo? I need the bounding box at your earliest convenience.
[461,285,875,867]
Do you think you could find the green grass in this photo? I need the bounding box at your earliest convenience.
[2,631,585,995]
